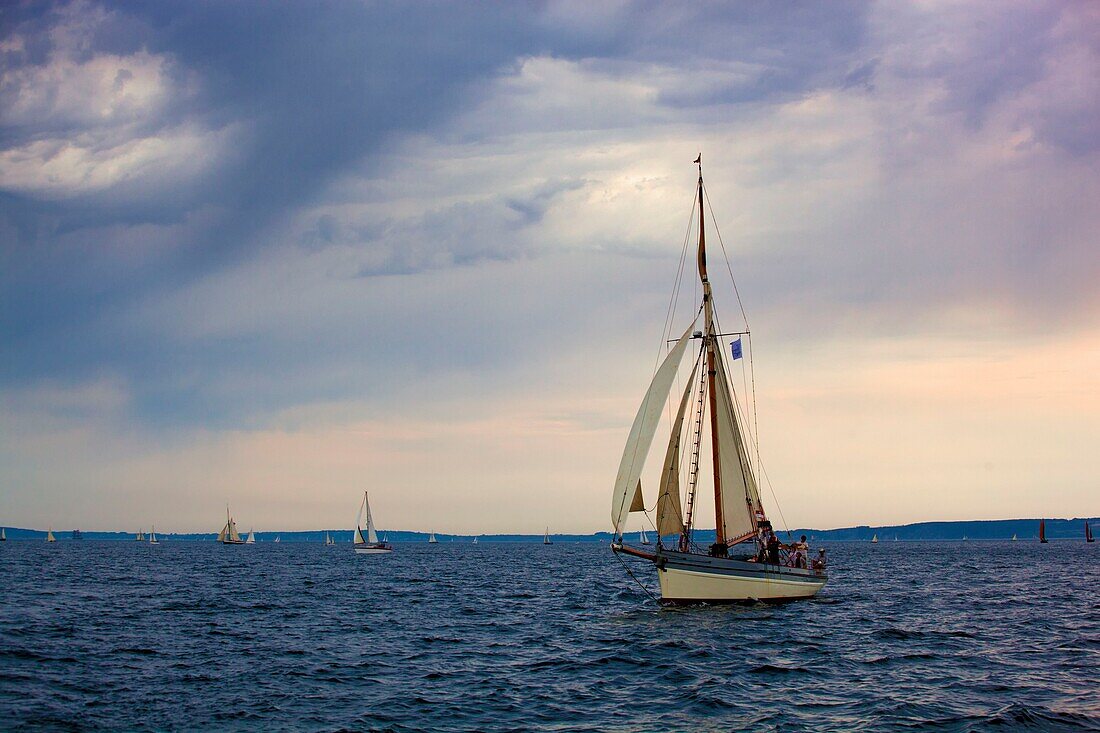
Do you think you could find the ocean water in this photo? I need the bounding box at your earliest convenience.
[1,540,1097,732]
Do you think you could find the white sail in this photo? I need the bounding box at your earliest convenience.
[1,528,5,540]
[428,532,437,543]
[655,363,698,538]
[1011,534,1017,541]
[246,529,255,544]
[353,527,365,544]
[364,493,378,544]
[149,525,158,543]
[711,346,763,543]
[611,319,698,536]
[473,537,478,544]
[543,527,552,544]
[871,534,878,543]
[46,527,56,542]
[275,536,281,543]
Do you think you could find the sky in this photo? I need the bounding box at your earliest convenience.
[1,0,1098,534]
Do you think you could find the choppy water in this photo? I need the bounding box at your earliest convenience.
[1,540,1097,731]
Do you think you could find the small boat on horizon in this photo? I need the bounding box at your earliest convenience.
[134,530,144,541]
[1,528,6,541]
[543,527,553,545]
[1039,519,1048,544]
[324,531,335,546]
[353,491,393,554]
[274,536,281,543]
[609,159,827,603]
[46,527,56,543]
[149,525,159,545]
[218,507,245,545]
[871,534,878,544]
[428,532,438,543]
[245,529,256,544]
[1086,521,1094,543]
[472,536,478,544]
[639,527,651,545]
[1011,534,1017,541]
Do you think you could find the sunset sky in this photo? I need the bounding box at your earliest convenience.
[2,1,1098,534]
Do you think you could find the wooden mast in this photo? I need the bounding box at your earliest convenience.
[696,156,725,547]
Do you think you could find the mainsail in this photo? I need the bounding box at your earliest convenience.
[611,318,699,537]
[654,361,698,538]
[711,345,762,543]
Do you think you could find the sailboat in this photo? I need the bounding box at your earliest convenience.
[135,530,144,541]
[149,525,159,544]
[428,532,438,543]
[245,529,256,544]
[1,528,6,541]
[473,536,479,544]
[353,491,393,554]
[274,536,281,543]
[1039,519,1048,544]
[1086,522,1094,543]
[640,527,651,545]
[610,158,827,603]
[324,531,334,546]
[543,527,553,545]
[218,507,245,545]
[1011,534,1017,541]
[871,534,878,544]
[46,527,56,543]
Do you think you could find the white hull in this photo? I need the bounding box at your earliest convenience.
[657,564,825,602]
[354,546,394,554]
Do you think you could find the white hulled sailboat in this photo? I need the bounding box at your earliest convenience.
[135,530,145,541]
[149,525,159,544]
[353,491,393,554]
[610,158,827,603]
[428,532,438,544]
[46,527,56,543]
[640,527,651,545]
[218,507,245,545]
[245,529,256,544]
[543,527,552,545]
[324,531,334,546]
[1,528,6,541]
[871,534,878,544]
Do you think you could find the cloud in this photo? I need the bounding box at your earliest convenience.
[1,1,1098,529]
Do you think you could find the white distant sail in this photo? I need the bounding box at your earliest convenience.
[46,527,56,542]
[325,531,334,546]
[543,527,552,545]
[871,534,878,543]
[428,532,438,543]
[149,525,159,544]
[1,528,6,541]
[135,530,144,541]
[246,529,256,544]
[274,536,281,543]
[219,507,244,544]
[1011,534,1017,541]
[473,536,478,544]
[640,527,651,545]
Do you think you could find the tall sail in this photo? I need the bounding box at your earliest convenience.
[655,364,698,538]
[46,527,56,542]
[611,318,698,536]
[711,346,762,543]
[365,493,378,544]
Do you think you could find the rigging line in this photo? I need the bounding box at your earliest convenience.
[701,182,749,331]
[614,552,659,602]
[699,182,761,488]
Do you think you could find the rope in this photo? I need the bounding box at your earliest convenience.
[615,551,660,602]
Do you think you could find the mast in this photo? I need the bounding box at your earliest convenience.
[696,156,726,547]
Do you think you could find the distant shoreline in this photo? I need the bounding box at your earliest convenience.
[2,517,1096,542]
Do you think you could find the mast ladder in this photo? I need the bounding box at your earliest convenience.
[680,354,709,550]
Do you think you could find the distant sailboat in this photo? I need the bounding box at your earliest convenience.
[353,491,393,554]
[149,525,159,545]
[871,534,878,543]
[473,537,478,544]
[46,527,56,543]
[1086,522,1094,543]
[894,535,899,542]
[1011,534,1017,541]
[0,528,5,541]
[245,529,256,544]
[218,507,245,544]
[543,527,552,545]
[962,536,968,541]
[324,531,334,546]
[428,532,438,544]
[274,536,281,543]
[1039,519,1048,544]
[639,527,651,545]
[135,530,145,541]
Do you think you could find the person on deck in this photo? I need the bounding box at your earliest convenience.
[766,532,780,564]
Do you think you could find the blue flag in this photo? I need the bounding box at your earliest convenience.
[730,338,743,360]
